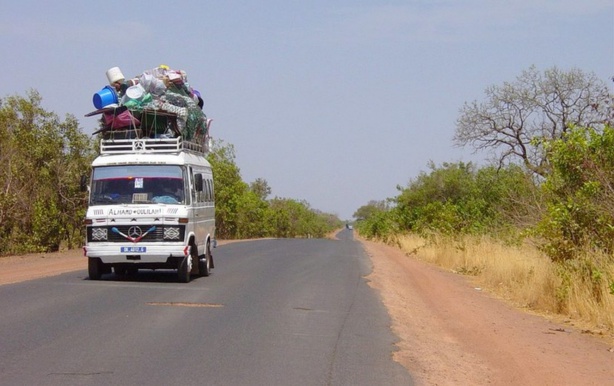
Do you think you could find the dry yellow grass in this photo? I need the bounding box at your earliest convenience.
[395,234,614,339]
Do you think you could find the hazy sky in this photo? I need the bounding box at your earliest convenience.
[2,1,612,220]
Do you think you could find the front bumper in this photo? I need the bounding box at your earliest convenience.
[84,243,188,264]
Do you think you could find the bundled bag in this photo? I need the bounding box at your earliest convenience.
[103,107,140,129]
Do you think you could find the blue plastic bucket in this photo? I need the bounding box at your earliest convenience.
[92,85,118,109]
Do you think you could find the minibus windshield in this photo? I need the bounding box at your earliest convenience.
[90,165,186,205]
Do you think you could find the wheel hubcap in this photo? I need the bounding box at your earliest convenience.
[187,255,193,272]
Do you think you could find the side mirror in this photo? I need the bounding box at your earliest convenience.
[194,174,203,192]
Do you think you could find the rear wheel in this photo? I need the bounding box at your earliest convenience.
[199,242,211,277]
[88,257,103,280]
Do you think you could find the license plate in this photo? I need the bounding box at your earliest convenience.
[121,246,146,253]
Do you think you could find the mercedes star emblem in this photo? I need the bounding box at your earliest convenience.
[128,226,142,238]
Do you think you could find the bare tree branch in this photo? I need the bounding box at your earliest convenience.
[454,66,611,177]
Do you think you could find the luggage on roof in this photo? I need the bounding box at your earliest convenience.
[87,65,211,151]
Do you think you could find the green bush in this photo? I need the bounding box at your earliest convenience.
[392,162,537,237]
[536,126,614,262]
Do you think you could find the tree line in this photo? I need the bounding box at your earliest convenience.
[0,90,95,254]
[355,66,614,296]
[0,90,341,255]
[206,140,342,239]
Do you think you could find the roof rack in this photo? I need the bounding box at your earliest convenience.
[100,137,206,155]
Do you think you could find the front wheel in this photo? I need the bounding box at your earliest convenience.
[177,254,192,283]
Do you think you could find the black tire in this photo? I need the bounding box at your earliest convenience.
[177,254,191,283]
[88,257,103,280]
[199,242,211,277]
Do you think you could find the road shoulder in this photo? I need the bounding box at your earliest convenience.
[358,237,614,386]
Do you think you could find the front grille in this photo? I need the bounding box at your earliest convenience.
[87,225,185,242]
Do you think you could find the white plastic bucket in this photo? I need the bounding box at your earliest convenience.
[125,84,145,100]
[106,67,125,85]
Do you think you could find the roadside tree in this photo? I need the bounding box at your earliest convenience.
[207,141,249,239]
[250,178,271,201]
[454,66,611,177]
[353,200,389,221]
[0,90,95,254]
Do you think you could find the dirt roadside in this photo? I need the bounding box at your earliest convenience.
[1,239,613,385]
[361,238,614,386]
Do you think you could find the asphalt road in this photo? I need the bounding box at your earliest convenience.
[0,230,413,385]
